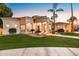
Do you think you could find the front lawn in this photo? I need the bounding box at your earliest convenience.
[0,34,79,50]
[59,32,79,36]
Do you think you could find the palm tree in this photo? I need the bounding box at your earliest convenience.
[68,16,78,32]
[71,3,74,32]
[68,16,77,22]
[48,3,64,34]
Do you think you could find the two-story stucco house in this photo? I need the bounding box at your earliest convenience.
[0,16,78,35]
[0,16,52,35]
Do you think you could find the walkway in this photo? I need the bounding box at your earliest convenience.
[27,33,79,39]
[0,47,79,56]
[46,34,79,39]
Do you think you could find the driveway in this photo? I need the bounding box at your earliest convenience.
[0,47,79,56]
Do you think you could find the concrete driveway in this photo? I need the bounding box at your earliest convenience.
[0,47,79,56]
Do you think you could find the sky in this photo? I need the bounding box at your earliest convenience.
[6,3,79,22]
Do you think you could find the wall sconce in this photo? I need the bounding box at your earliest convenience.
[15,25,18,28]
[6,24,10,28]
[43,22,46,24]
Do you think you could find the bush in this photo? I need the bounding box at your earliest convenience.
[30,29,35,33]
[30,29,35,32]
[35,30,41,33]
[9,28,17,34]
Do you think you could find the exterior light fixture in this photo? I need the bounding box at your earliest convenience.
[43,22,46,24]
[15,25,18,27]
[6,24,10,28]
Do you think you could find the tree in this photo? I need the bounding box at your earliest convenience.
[67,16,78,32]
[71,3,74,32]
[0,3,13,17]
[48,3,64,34]
[68,16,77,22]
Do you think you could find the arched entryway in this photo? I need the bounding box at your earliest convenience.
[57,29,65,32]
[0,18,3,35]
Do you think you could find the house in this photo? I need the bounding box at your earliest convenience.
[0,16,52,35]
[0,16,78,35]
[55,22,72,32]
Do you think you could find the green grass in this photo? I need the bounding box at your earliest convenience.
[0,34,79,50]
[59,32,79,36]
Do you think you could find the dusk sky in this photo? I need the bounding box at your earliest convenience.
[6,3,79,22]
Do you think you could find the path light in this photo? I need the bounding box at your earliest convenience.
[6,24,10,28]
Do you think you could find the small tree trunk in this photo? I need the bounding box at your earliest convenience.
[53,11,55,34]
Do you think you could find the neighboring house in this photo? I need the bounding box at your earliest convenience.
[55,22,68,32]
[55,20,78,32]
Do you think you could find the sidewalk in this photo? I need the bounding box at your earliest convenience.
[46,34,79,39]
[0,47,79,56]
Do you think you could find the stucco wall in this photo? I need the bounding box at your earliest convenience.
[55,23,67,32]
[25,17,33,33]
[1,18,20,35]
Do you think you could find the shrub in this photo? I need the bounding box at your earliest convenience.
[30,29,35,32]
[35,30,41,33]
[30,29,35,33]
